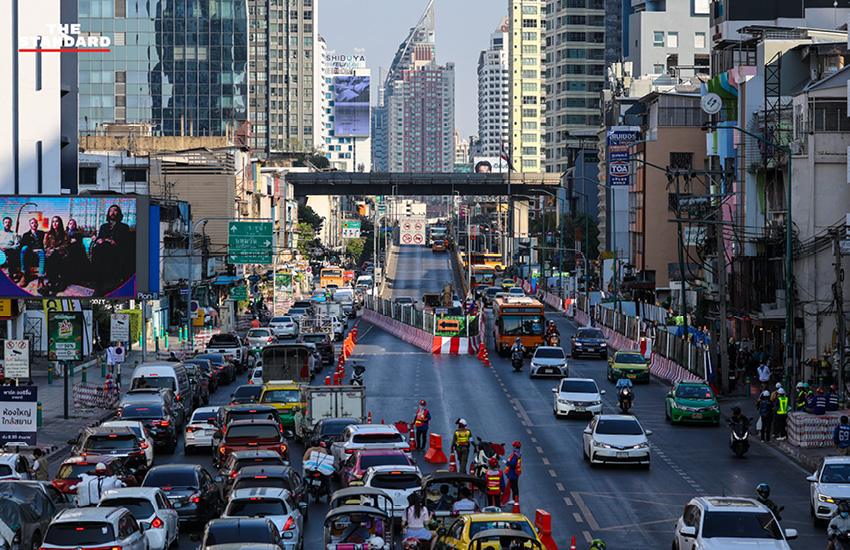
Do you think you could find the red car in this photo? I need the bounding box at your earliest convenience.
[339,449,413,488]
[214,419,288,467]
[52,455,139,494]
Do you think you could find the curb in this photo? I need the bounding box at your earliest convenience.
[775,440,822,471]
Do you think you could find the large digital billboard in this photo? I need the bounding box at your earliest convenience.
[334,76,370,136]
[0,196,149,298]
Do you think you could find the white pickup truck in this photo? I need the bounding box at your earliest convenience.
[205,333,248,373]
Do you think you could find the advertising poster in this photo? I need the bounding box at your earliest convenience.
[0,196,139,298]
[334,76,370,136]
[48,311,84,361]
[3,340,30,379]
[0,386,38,446]
[471,156,510,174]
[606,127,641,186]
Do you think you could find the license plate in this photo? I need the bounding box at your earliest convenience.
[616,452,628,458]
[628,374,636,379]
[692,413,703,419]
[311,479,322,486]
[574,407,586,412]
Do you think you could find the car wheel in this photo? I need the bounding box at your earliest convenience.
[588,453,597,468]
[29,531,41,550]
[641,460,651,470]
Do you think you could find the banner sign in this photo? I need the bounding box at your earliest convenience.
[3,340,29,379]
[48,311,83,361]
[0,386,37,445]
[606,127,641,186]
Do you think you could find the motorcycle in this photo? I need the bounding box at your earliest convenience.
[546,333,560,347]
[728,419,750,458]
[351,363,366,386]
[305,467,331,502]
[618,387,633,413]
[470,437,506,479]
[511,349,524,372]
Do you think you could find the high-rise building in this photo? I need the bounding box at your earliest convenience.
[542,0,606,172]
[248,0,318,156]
[78,1,248,139]
[626,0,710,77]
[1,0,78,194]
[374,0,455,172]
[710,0,850,43]
[477,16,509,158]
[320,45,371,172]
[508,0,544,173]
[454,128,470,164]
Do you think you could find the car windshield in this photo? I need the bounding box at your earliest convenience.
[45,522,115,546]
[289,309,307,316]
[595,419,644,436]
[615,353,645,364]
[359,454,410,470]
[131,377,175,391]
[261,389,301,404]
[227,498,288,517]
[468,521,535,538]
[100,497,155,519]
[576,329,604,340]
[120,405,164,419]
[676,385,714,399]
[209,335,240,346]
[191,410,218,423]
[352,433,404,444]
[232,386,263,401]
[205,524,274,545]
[233,477,286,491]
[271,317,291,324]
[84,434,138,451]
[701,511,782,539]
[500,315,544,336]
[57,463,101,479]
[821,464,850,483]
[248,329,272,338]
[486,288,500,296]
[225,425,280,440]
[144,469,198,488]
[369,473,421,490]
[535,348,565,359]
[559,380,598,394]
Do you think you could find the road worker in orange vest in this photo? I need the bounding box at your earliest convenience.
[412,399,431,451]
[485,456,503,508]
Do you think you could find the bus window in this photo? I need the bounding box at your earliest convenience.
[499,315,544,336]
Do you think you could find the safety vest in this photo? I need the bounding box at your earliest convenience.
[776,396,788,415]
[508,453,522,476]
[455,430,470,445]
[414,409,429,427]
[485,469,501,494]
[796,390,809,409]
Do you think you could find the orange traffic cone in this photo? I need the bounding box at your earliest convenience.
[408,430,417,451]
[483,350,491,367]
[512,501,520,514]
[477,344,485,360]
[570,536,576,550]
[448,452,457,472]
[367,412,372,424]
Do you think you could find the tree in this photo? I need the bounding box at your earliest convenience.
[346,238,366,262]
[298,203,324,233]
[295,222,317,256]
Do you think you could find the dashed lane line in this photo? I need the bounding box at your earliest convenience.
[573,512,584,523]
[536,446,544,454]
[570,492,601,531]
[652,445,705,494]
[511,397,534,427]
[542,457,550,465]
[584,532,593,543]
[548,469,558,478]
[557,484,566,493]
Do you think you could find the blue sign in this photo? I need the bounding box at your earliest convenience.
[607,127,641,186]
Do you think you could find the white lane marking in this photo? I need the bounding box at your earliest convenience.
[526,428,533,434]
[548,469,557,477]
[542,457,550,465]
[557,484,566,493]
[511,398,534,427]
[531,437,538,443]
[573,512,584,523]
[584,532,593,543]
[570,492,600,531]
[651,443,705,494]
[536,446,544,454]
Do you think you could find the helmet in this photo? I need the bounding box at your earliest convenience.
[420,399,426,406]
[512,440,521,449]
[775,382,782,389]
[831,385,838,391]
[777,388,785,395]
[761,391,770,397]
[796,382,805,389]
[515,337,521,343]
[756,483,770,499]
[839,501,850,514]
[457,418,467,427]
[95,463,107,472]
[548,320,555,325]
[818,387,824,394]
[804,382,810,388]
[488,457,499,468]
[369,536,386,550]
[311,437,322,447]
[732,406,742,415]
[589,540,606,550]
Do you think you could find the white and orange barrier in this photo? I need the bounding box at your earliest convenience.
[433,337,470,355]
[648,352,702,385]
[362,309,434,353]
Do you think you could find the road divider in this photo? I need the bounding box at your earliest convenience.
[424,433,448,463]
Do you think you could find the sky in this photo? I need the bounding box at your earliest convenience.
[319,0,504,140]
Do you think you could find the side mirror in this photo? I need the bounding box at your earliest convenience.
[283,430,294,440]
[551,388,557,393]
[437,527,447,536]
[679,526,696,538]
[189,533,201,542]
[599,390,606,395]
[666,393,673,398]
[583,428,592,435]
[784,529,798,540]
[806,475,818,483]
[140,522,151,532]
[608,359,613,365]
[298,501,308,510]
[645,430,653,436]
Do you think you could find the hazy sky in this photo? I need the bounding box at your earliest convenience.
[319,0,505,140]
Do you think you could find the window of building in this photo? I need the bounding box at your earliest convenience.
[79,167,97,186]
[521,96,538,105]
[694,32,706,49]
[522,19,538,28]
[653,64,664,74]
[521,133,537,142]
[521,45,538,54]
[521,69,537,78]
[521,82,537,91]
[522,108,536,118]
[522,159,538,169]
[522,5,538,14]
[522,31,538,41]
[521,146,537,155]
[522,121,537,129]
[522,57,537,66]
[653,31,664,47]
[667,32,678,48]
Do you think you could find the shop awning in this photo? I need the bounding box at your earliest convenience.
[213,276,240,285]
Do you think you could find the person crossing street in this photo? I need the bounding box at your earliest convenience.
[451,418,472,474]
[412,399,431,452]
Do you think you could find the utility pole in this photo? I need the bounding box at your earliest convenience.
[834,229,846,405]
[673,171,689,342]
[716,202,730,394]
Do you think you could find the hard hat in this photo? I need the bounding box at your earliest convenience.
[419,400,426,406]
[512,440,521,448]
[775,382,782,389]
[804,382,810,388]
[777,388,785,395]
[488,457,499,468]
[818,387,825,394]
[831,385,838,391]
[761,391,770,397]
[796,382,804,389]
[457,418,467,427]
[95,463,107,472]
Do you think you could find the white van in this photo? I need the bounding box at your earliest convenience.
[130,363,194,417]
[355,275,373,287]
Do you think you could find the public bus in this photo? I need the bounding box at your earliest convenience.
[320,267,345,288]
[462,252,506,271]
[470,264,496,293]
[492,296,546,355]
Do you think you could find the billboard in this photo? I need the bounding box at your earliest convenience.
[48,310,84,361]
[334,76,370,136]
[471,156,510,174]
[0,386,38,446]
[0,196,149,298]
[606,127,641,186]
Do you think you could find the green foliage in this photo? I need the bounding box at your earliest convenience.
[346,238,366,262]
[298,203,324,232]
[296,222,317,256]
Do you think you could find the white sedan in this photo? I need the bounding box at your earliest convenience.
[361,465,423,518]
[183,406,220,453]
[530,346,568,378]
[582,414,651,468]
[808,456,850,522]
[674,496,796,550]
[269,316,298,338]
[552,378,605,417]
[98,487,179,550]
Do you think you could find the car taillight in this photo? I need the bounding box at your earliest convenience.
[267,337,274,343]
[151,517,163,529]
[190,494,200,503]
[245,338,250,345]
[279,444,287,454]
[345,448,355,454]
[186,426,197,432]
[152,420,170,426]
[282,517,294,531]
[140,442,149,449]
[175,393,181,400]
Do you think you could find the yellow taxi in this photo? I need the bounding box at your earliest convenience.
[607,350,650,383]
[259,380,304,429]
[499,279,516,290]
[433,513,543,550]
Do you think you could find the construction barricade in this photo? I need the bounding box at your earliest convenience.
[424,433,448,463]
[73,381,119,410]
[788,410,849,448]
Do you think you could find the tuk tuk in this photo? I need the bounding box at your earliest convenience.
[323,504,393,550]
[421,472,488,525]
[330,487,394,516]
[468,529,544,550]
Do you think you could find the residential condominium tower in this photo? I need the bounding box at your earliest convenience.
[477,16,510,158]
[508,0,544,172]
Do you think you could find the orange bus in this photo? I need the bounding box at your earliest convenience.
[320,267,345,288]
[492,296,546,355]
[470,264,496,293]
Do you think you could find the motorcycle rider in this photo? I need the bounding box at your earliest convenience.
[302,438,331,495]
[829,501,850,550]
[615,371,633,409]
[484,456,503,508]
[412,399,431,452]
[452,419,472,475]
[545,321,560,345]
[755,483,783,521]
[510,338,525,370]
[500,441,522,506]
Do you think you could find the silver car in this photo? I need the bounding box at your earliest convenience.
[222,487,304,550]
[246,328,278,349]
[184,406,220,452]
[268,316,298,338]
[98,487,179,550]
[43,507,148,550]
[530,346,568,378]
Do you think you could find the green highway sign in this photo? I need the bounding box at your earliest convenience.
[377,204,387,213]
[342,221,361,230]
[229,286,248,301]
[228,221,273,264]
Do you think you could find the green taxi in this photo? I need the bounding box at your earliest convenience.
[665,381,720,425]
[607,350,650,383]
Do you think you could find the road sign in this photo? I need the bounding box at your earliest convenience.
[840,239,850,256]
[342,221,361,230]
[3,340,29,379]
[110,313,130,342]
[0,386,37,445]
[228,221,273,264]
[377,204,386,213]
[230,286,248,301]
[436,318,460,332]
[342,227,361,239]
[413,234,423,244]
[402,234,413,244]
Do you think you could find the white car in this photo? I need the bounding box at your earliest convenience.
[184,406,220,452]
[245,328,278,349]
[248,366,264,385]
[508,287,525,297]
[269,316,298,338]
[101,420,155,469]
[808,456,850,522]
[330,424,409,467]
[361,465,423,518]
[673,496,797,550]
[98,487,179,550]
[0,453,32,481]
[43,507,148,550]
[330,315,345,341]
[552,378,605,417]
[530,346,568,378]
[222,487,304,550]
[582,414,651,468]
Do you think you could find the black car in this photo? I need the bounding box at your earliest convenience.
[297,333,334,365]
[212,404,286,451]
[313,417,358,445]
[122,387,186,429]
[570,327,609,359]
[68,425,147,472]
[230,384,262,405]
[230,465,307,510]
[185,358,218,393]
[195,353,236,386]
[483,286,501,306]
[194,518,283,549]
[218,450,287,492]
[119,403,179,453]
[143,464,223,523]
[291,300,315,315]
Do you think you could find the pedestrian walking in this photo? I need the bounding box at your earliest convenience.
[106,342,118,375]
[773,388,788,441]
[29,448,49,481]
[834,416,850,456]
[451,418,471,475]
[757,361,771,389]
[412,400,431,452]
[500,441,522,506]
[756,390,774,442]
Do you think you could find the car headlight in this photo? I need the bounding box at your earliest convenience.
[530,362,539,369]
[589,400,602,406]
[630,442,649,449]
[558,399,570,404]
[593,441,613,449]
[672,403,700,412]
[574,342,583,347]
[600,343,607,347]
[818,493,835,503]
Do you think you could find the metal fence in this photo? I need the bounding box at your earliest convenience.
[364,295,479,338]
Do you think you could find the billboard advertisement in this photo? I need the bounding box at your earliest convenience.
[0,196,149,298]
[48,311,84,361]
[471,156,510,174]
[606,126,641,186]
[0,386,38,446]
[334,76,370,136]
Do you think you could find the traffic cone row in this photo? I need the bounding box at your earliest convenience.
[482,349,491,367]
[352,323,359,343]
[477,344,485,360]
